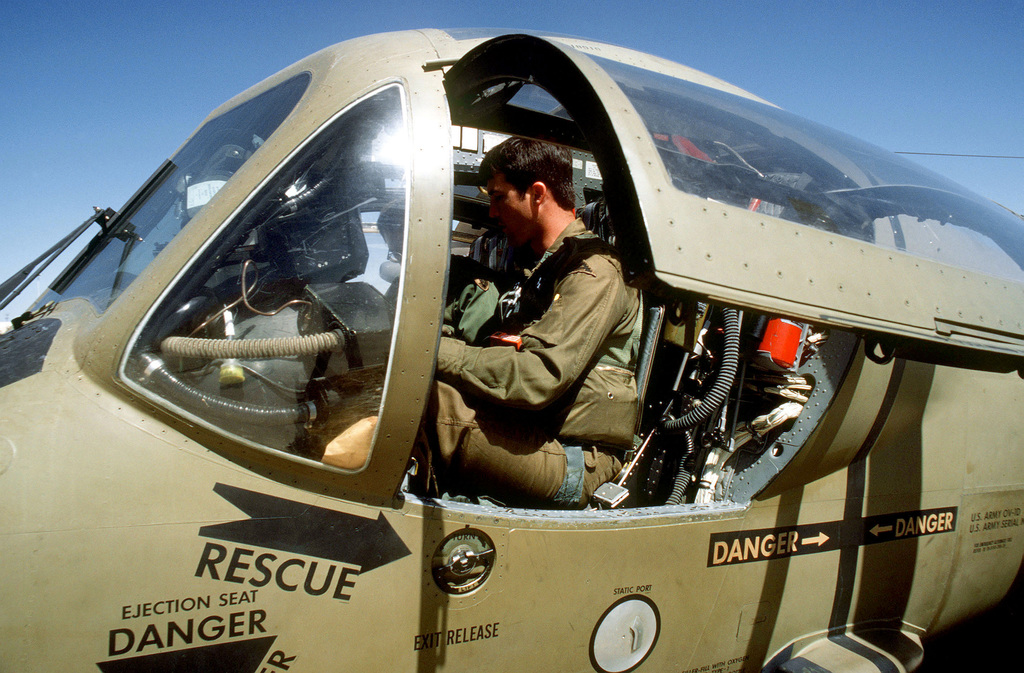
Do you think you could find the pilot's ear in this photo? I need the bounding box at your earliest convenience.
[529,181,549,203]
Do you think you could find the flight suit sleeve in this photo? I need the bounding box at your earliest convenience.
[436,253,630,409]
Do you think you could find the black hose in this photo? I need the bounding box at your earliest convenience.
[139,353,313,427]
[666,430,695,505]
[279,176,330,215]
[661,307,742,433]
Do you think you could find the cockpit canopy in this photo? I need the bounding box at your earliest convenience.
[444,31,1024,366]
[602,57,1024,281]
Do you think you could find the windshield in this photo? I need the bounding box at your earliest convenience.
[122,84,409,462]
[39,73,311,312]
[596,57,1024,282]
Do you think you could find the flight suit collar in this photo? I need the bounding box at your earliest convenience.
[524,218,588,276]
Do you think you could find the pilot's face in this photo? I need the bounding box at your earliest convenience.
[487,172,540,250]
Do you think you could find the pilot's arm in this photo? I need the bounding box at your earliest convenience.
[436,251,632,409]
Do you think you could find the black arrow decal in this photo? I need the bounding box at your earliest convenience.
[97,636,275,673]
[199,483,411,573]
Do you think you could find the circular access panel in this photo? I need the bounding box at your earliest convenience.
[431,528,496,595]
[590,594,661,673]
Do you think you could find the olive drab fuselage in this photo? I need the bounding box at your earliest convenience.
[1,28,1022,673]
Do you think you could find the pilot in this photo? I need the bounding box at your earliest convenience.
[418,137,642,507]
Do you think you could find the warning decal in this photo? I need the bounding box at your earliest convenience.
[862,507,957,543]
[708,506,957,567]
[97,636,276,673]
[709,522,840,566]
[199,483,411,573]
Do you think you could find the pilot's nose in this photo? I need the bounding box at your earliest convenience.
[488,200,499,220]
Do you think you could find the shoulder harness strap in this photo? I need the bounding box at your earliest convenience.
[499,233,615,332]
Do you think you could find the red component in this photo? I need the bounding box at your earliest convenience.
[489,332,523,351]
[758,318,803,370]
[671,135,712,162]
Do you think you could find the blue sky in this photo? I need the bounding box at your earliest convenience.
[2,0,1021,319]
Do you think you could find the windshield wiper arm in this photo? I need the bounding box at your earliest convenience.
[0,207,115,312]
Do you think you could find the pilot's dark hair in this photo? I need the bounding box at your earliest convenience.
[480,137,576,211]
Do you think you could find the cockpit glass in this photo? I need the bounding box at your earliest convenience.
[595,57,1024,282]
[508,84,573,119]
[40,73,311,313]
[122,84,408,465]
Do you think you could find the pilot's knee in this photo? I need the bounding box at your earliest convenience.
[321,416,377,469]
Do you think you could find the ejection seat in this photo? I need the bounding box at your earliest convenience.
[582,199,667,509]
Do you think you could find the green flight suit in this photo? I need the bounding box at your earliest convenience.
[426,219,641,507]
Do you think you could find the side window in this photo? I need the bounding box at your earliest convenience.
[122,85,409,467]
